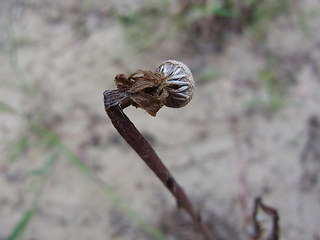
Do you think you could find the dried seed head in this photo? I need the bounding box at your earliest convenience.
[156,60,195,108]
[109,60,195,116]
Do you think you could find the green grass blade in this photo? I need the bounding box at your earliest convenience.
[0,101,16,114]
[59,144,95,177]
[7,135,28,162]
[28,153,58,177]
[8,153,58,240]
[8,208,35,240]
[212,5,234,17]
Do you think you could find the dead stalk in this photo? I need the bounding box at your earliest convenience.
[103,60,214,240]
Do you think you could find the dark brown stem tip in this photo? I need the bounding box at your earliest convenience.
[103,90,132,111]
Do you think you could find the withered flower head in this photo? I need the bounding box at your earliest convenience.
[113,60,194,116]
[156,60,194,108]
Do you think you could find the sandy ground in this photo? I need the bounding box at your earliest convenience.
[0,0,320,239]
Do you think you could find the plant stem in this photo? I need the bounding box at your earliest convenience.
[104,98,214,240]
[251,197,280,240]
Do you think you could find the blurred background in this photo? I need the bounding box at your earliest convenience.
[0,0,320,239]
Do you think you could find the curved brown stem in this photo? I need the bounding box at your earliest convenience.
[104,92,214,240]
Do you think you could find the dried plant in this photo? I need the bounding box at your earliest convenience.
[103,60,213,240]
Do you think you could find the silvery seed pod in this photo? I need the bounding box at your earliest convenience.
[156,60,195,108]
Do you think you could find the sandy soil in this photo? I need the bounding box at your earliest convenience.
[0,0,320,240]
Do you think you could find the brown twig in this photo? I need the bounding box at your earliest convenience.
[104,102,213,240]
[251,197,280,240]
